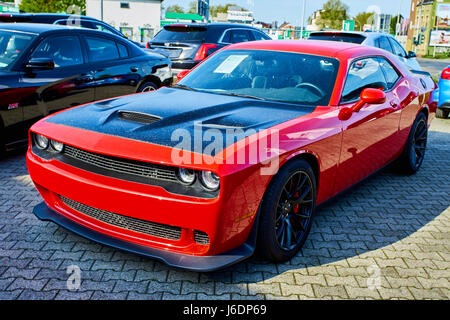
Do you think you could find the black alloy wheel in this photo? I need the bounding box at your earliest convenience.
[257,158,317,262]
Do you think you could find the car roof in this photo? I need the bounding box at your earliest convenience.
[310,30,390,38]
[225,39,391,60]
[165,22,257,29]
[0,22,70,34]
[0,22,126,39]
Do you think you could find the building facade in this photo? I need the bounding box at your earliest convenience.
[86,0,162,43]
[407,0,450,56]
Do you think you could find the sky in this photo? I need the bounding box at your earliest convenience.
[161,0,412,26]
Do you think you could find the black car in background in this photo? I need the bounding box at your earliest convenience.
[147,23,271,74]
[0,13,144,47]
[0,23,171,155]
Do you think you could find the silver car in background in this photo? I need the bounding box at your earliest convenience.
[308,31,422,71]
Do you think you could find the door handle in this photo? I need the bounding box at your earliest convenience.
[130,66,138,72]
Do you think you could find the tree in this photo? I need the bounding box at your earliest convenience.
[390,15,403,35]
[316,0,349,30]
[166,5,185,13]
[19,0,85,14]
[354,11,375,31]
[187,1,197,14]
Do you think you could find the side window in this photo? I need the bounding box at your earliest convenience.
[221,30,231,43]
[85,36,119,62]
[388,38,407,58]
[230,29,253,43]
[252,30,269,40]
[341,57,388,103]
[91,22,118,35]
[117,42,129,58]
[378,57,401,89]
[378,36,394,53]
[31,35,83,68]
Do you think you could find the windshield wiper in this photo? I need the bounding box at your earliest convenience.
[172,84,198,92]
[211,91,267,101]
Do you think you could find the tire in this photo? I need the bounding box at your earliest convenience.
[436,108,449,119]
[256,158,317,262]
[396,112,428,175]
[0,123,5,159]
[137,81,158,93]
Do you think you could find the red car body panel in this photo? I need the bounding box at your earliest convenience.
[26,40,436,270]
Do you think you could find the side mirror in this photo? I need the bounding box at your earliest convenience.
[26,58,55,70]
[353,88,386,112]
[176,69,190,81]
[407,51,417,58]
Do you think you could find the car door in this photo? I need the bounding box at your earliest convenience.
[20,33,94,125]
[83,34,140,100]
[335,56,402,193]
[388,37,422,71]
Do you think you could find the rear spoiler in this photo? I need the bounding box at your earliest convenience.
[410,70,438,90]
[410,69,432,77]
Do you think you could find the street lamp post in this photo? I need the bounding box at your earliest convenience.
[300,0,306,39]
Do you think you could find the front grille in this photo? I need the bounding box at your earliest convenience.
[60,196,182,241]
[194,230,210,245]
[118,111,161,124]
[63,145,178,182]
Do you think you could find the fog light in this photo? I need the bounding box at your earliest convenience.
[50,140,64,153]
[200,171,220,191]
[35,134,49,149]
[177,167,196,185]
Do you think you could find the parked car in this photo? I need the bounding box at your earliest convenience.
[0,12,144,47]
[27,40,436,271]
[436,65,450,118]
[147,23,271,74]
[0,23,171,155]
[308,31,422,71]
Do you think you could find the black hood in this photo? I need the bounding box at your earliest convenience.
[46,87,314,153]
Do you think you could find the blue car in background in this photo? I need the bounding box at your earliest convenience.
[437,66,450,118]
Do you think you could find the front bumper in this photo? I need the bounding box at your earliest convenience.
[33,202,254,272]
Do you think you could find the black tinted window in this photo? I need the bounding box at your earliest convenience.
[229,30,253,43]
[341,58,387,103]
[252,31,269,40]
[85,36,119,62]
[378,57,401,89]
[152,26,206,42]
[377,36,393,53]
[32,35,83,67]
[117,42,128,58]
[308,33,365,44]
[388,38,407,58]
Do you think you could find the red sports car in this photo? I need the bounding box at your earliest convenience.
[27,40,436,271]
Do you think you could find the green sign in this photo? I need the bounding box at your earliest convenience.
[343,20,355,31]
[0,6,19,13]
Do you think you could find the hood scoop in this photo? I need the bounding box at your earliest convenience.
[118,111,161,125]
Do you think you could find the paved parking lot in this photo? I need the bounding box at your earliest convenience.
[0,119,449,300]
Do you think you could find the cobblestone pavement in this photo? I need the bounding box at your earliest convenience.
[0,119,449,300]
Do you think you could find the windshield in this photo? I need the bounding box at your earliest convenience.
[178,49,340,106]
[0,30,35,69]
[152,26,207,42]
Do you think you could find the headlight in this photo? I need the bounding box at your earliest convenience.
[200,171,220,191]
[177,167,196,185]
[35,134,49,149]
[50,140,64,153]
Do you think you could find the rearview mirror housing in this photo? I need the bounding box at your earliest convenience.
[407,51,417,58]
[352,88,386,112]
[26,58,55,70]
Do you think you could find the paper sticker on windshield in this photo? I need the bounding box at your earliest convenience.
[214,55,248,74]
